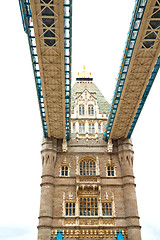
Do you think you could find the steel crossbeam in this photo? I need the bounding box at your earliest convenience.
[19,0,72,139]
[104,0,160,140]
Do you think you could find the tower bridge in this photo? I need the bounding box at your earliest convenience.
[19,0,160,142]
[18,0,160,240]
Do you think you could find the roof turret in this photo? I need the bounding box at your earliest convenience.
[71,67,110,115]
[76,66,93,81]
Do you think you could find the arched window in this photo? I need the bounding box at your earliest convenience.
[102,202,112,216]
[88,105,94,115]
[60,165,69,176]
[79,158,96,176]
[79,105,85,115]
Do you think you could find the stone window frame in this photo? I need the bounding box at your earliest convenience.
[88,104,94,115]
[88,123,95,134]
[72,122,76,133]
[65,201,76,216]
[60,164,70,177]
[98,123,101,133]
[79,197,98,216]
[79,104,85,115]
[106,164,116,177]
[102,201,113,216]
[79,157,96,176]
[79,123,85,134]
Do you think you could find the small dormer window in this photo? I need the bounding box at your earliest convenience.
[106,164,115,177]
[102,202,112,216]
[79,105,85,115]
[60,165,69,176]
[88,105,94,115]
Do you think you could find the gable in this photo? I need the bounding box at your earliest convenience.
[71,82,110,115]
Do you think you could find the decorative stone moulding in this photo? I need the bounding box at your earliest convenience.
[62,139,68,152]
[76,184,100,195]
[63,218,115,226]
[51,228,127,239]
[107,139,113,153]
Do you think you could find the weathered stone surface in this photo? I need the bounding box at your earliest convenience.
[37,77,141,240]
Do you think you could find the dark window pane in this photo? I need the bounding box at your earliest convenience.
[66,209,68,215]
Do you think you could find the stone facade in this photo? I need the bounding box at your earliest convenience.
[37,72,141,240]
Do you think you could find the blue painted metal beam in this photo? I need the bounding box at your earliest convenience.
[64,0,72,140]
[104,0,148,140]
[19,0,48,137]
[19,0,72,139]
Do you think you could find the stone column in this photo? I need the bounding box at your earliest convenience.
[37,137,57,240]
[118,138,141,240]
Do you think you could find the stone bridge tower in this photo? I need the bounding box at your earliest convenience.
[37,67,141,240]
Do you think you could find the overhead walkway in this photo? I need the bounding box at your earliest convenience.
[104,0,160,140]
[19,0,160,142]
[19,0,72,139]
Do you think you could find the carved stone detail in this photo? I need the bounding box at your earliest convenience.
[64,218,115,227]
[107,139,113,153]
[64,219,76,226]
[79,219,99,225]
[51,228,127,239]
[62,139,68,152]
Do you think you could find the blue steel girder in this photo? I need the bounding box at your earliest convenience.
[19,0,48,137]
[104,0,160,140]
[19,0,72,140]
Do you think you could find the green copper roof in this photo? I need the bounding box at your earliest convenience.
[71,81,110,115]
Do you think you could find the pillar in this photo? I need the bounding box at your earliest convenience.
[118,138,141,240]
[37,137,57,240]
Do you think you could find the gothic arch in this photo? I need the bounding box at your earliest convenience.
[79,156,96,176]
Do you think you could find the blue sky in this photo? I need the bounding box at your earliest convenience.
[0,0,160,239]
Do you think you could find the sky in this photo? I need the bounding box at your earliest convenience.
[0,0,160,239]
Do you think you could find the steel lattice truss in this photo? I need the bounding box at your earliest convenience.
[105,0,160,140]
[19,0,72,139]
[19,0,160,141]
